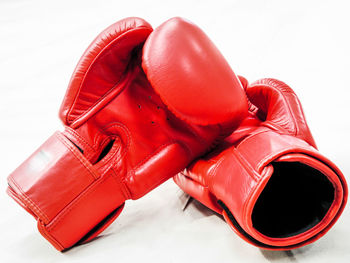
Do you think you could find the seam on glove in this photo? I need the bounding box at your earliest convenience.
[37,219,65,251]
[241,162,271,230]
[250,79,298,136]
[46,172,123,232]
[111,166,131,200]
[65,127,96,161]
[231,147,260,182]
[208,155,226,184]
[99,122,131,156]
[57,132,100,180]
[8,176,50,223]
[66,27,145,125]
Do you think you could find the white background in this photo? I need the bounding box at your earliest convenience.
[1,0,350,262]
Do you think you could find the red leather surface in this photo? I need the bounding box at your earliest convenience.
[7,17,247,250]
[175,78,347,249]
[8,132,99,224]
[59,17,153,126]
[247,78,316,148]
[142,17,247,125]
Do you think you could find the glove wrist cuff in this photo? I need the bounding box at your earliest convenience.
[221,129,347,249]
[7,131,126,251]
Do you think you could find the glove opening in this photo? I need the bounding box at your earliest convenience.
[252,162,334,238]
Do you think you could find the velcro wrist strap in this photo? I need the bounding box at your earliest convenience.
[7,131,126,251]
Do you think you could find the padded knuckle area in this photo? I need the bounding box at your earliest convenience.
[142,17,247,126]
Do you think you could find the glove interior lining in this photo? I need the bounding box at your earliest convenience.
[252,161,334,238]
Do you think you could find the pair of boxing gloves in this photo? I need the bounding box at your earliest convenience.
[7,17,347,251]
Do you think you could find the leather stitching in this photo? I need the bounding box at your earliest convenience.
[8,176,50,223]
[46,173,124,232]
[231,148,260,181]
[65,127,96,160]
[37,219,65,251]
[250,79,298,135]
[66,27,150,124]
[56,133,100,180]
[111,166,131,199]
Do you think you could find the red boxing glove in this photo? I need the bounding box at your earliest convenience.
[175,78,347,250]
[7,17,247,251]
